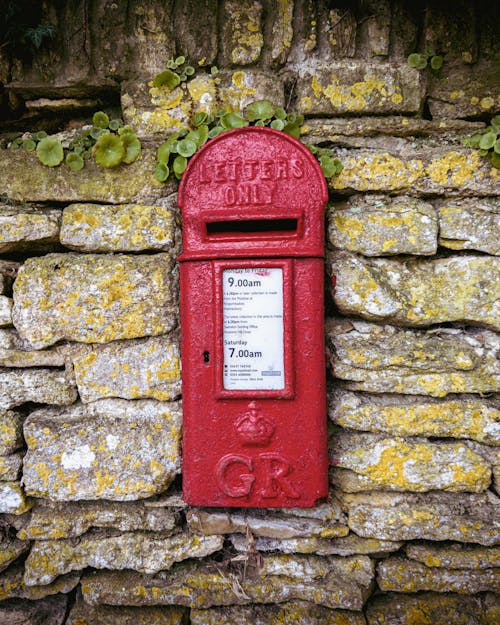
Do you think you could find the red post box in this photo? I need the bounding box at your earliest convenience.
[178,127,328,508]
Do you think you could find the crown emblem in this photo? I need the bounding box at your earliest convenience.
[235,402,275,446]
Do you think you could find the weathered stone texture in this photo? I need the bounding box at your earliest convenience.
[0,410,23,454]
[329,391,500,445]
[270,0,294,66]
[437,198,500,254]
[230,533,403,558]
[0,205,61,253]
[297,64,422,115]
[343,491,500,545]
[0,369,77,410]
[0,562,79,601]
[328,321,500,397]
[377,557,500,593]
[366,592,500,625]
[406,543,500,569]
[222,1,264,65]
[60,200,180,252]
[13,253,177,349]
[0,481,31,515]
[187,500,348,539]
[24,530,224,586]
[191,602,367,625]
[0,295,12,327]
[330,252,500,329]
[0,596,68,625]
[82,554,375,610]
[330,148,499,196]
[0,452,23,480]
[330,431,491,492]
[0,149,165,203]
[18,499,179,540]
[23,399,181,501]
[173,0,218,66]
[328,195,438,256]
[73,336,181,402]
[0,536,29,573]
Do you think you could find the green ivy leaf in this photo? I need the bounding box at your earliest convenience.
[490,152,500,168]
[430,55,443,70]
[177,138,197,157]
[220,112,248,129]
[187,125,209,147]
[121,134,142,164]
[109,119,122,131]
[36,137,64,167]
[491,115,500,132]
[92,111,110,129]
[193,112,208,126]
[479,131,496,150]
[494,139,500,155]
[22,139,36,152]
[155,163,170,182]
[173,155,187,176]
[282,123,301,139]
[157,142,171,164]
[270,119,285,131]
[407,53,427,70]
[65,152,85,171]
[208,126,225,138]
[93,134,125,168]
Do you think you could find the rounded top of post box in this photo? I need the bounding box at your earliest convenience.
[178,126,328,260]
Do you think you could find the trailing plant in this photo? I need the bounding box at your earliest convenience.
[407,50,443,71]
[8,112,141,171]
[154,100,342,182]
[0,1,55,58]
[462,115,500,169]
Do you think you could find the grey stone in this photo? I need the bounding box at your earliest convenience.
[366,592,500,625]
[0,596,68,625]
[0,295,12,327]
[0,368,77,410]
[437,198,500,255]
[0,535,30,573]
[342,491,500,545]
[0,410,23,455]
[329,252,500,330]
[82,554,375,610]
[60,200,180,253]
[24,530,224,586]
[329,391,500,445]
[72,335,181,403]
[0,453,23,481]
[328,195,438,256]
[406,543,500,569]
[221,1,263,65]
[0,561,79,600]
[12,253,178,349]
[0,205,60,253]
[18,498,180,540]
[377,557,500,593]
[23,399,181,501]
[174,0,218,65]
[328,320,500,397]
[0,482,31,515]
[330,431,491,492]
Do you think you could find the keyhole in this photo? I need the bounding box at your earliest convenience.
[203,351,210,363]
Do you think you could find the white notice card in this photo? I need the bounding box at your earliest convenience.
[223,268,284,390]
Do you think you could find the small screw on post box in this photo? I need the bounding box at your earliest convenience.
[178,127,329,508]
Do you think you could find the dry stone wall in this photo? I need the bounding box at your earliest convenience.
[0,1,499,623]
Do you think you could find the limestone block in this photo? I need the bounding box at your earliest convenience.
[328,320,500,397]
[73,336,181,403]
[0,452,23,480]
[24,530,224,586]
[327,195,438,256]
[0,410,23,454]
[330,147,499,196]
[121,70,284,136]
[191,602,367,625]
[0,205,61,253]
[67,591,187,624]
[0,295,12,326]
[406,543,500,569]
[230,533,402,557]
[438,198,500,255]
[187,500,348,539]
[329,252,500,329]
[60,200,180,253]
[173,0,218,65]
[13,253,177,349]
[377,557,500,593]
[23,399,181,501]
[0,148,165,203]
[342,491,500,545]
[358,0,391,57]
[494,466,500,496]
[0,596,68,625]
[428,63,500,119]
[0,561,79,601]
[270,0,294,66]
[0,482,31,514]
[329,391,500,446]
[0,536,29,573]
[330,431,491,493]
[366,592,500,625]
[221,1,263,65]
[0,328,85,368]
[18,498,179,540]
[297,64,423,115]
[81,554,375,610]
[0,369,77,410]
